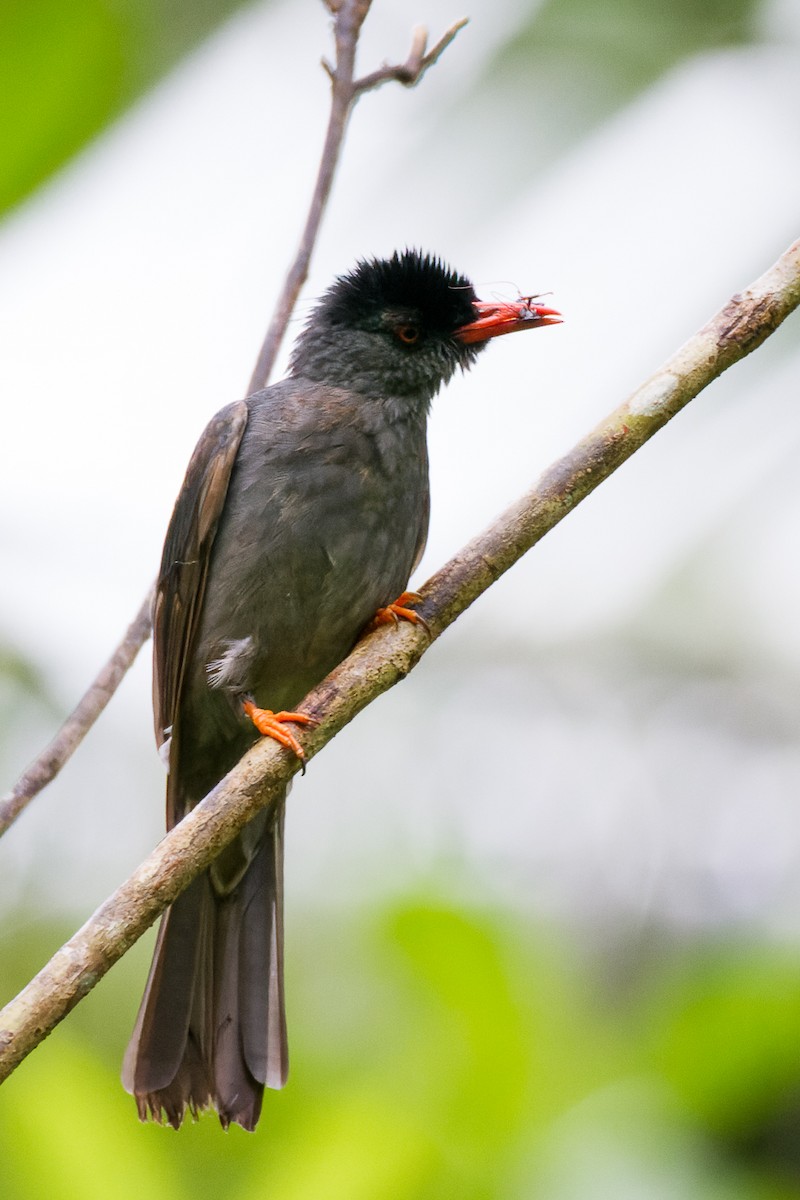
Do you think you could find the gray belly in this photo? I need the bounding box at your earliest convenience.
[175,388,429,796]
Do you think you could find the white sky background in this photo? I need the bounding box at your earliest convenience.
[2,0,800,927]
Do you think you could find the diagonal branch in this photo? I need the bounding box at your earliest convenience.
[1,237,798,1083]
[0,2,466,840]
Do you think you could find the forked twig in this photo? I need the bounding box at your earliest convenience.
[344,19,468,94]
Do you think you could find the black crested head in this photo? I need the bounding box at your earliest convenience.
[289,249,488,408]
[321,250,478,336]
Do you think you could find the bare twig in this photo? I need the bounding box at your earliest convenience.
[247,8,467,393]
[2,3,465,836]
[353,19,468,93]
[0,588,154,839]
[2,238,797,1081]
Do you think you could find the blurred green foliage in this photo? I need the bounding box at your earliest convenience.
[3,0,799,1196]
[503,0,756,96]
[2,898,800,1197]
[0,0,765,218]
[0,0,255,215]
[473,0,763,191]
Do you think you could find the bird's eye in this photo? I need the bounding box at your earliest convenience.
[394,324,420,345]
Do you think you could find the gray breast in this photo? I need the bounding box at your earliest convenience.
[192,380,430,713]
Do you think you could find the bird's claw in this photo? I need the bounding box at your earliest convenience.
[368,591,430,635]
[242,700,318,774]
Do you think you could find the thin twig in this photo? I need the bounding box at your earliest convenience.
[2,238,797,1081]
[353,19,468,94]
[246,7,468,394]
[0,587,155,839]
[1,4,466,837]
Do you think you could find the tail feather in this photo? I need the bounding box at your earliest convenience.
[123,811,287,1131]
[240,805,288,1089]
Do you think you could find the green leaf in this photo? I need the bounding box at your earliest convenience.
[0,0,256,216]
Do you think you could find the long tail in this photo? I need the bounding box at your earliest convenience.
[122,806,288,1131]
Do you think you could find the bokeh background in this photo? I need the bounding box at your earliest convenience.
[2,0,800,1195]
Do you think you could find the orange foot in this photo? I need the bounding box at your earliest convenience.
[368,591,430,634]
[242,699,317,773]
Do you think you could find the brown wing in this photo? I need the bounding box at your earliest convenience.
[152,400,248,787]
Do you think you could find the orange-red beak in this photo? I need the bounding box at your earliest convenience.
[455,298,562,344]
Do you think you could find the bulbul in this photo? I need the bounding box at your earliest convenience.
[123,249,560,1130]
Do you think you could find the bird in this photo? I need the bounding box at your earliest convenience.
[122,249,561,1131]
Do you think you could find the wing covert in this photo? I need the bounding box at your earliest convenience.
[152,400,248,752]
